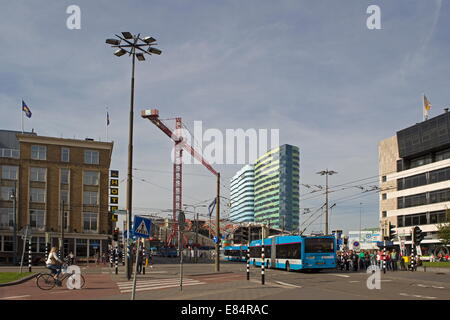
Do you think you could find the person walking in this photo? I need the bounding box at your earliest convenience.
[390,249,398,271]
[359,250,366,271]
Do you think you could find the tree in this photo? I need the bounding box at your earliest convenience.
[437,210,450,248]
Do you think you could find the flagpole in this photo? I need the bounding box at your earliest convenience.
[21,99,24,133]
[106,107,109,142]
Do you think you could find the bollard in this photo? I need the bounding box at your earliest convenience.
[142,246,146,275]
[246,248,250,281]
[122,247,125,266]
[45,242,48,262]
[115,245,119,275]
[110,247,113,268]
[28,239,32,272]
[261,245,265,285]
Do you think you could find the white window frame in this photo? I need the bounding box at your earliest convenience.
[31,145,47,160]
[83,191,98,205]
[84,150,99,165]
[1,235,14,252]
[0,186,14,201]
[60,189,69,205]
[0,208,14,229]
[1,165,18,180]
[61,148,70,162]
[30,188,46,203]
[83,171,99,186]
[83,212,98,232]
[30,167,47,182]
[30,209,45,230]
[60,168,70,184]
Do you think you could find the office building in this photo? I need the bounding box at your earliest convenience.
[379,110,450,255]
[229,165,255,223]
[254,144,300,232]
[0,130,113,264]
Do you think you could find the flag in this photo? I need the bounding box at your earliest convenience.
[22,100,32,118]
[423,95,432,111]
[107,111,110,126]
[208,198,217,217]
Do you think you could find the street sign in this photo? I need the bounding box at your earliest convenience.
[188,239,193,245]
[353,241,360,248]
[133,216,152,238]
[213,236,219,244]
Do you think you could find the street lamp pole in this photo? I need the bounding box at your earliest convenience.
[317,169,338,235]
[106,32,161,280]
[11,182,17,265]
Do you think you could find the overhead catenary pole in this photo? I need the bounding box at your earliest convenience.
[11,181,17,265]
[317,169,337,235]
[215,173,220,272]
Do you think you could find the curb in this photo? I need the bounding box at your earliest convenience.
[418,267,450,274]
[0,273,39,287]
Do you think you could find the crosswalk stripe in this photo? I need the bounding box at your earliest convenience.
[117,278,190,286]
[118,279,202,289]
[119,281,204,293]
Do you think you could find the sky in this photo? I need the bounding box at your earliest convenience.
[1,0,449,234]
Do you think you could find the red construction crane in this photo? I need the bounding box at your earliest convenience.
[141,109,222,270]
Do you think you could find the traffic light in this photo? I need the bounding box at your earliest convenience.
[113,228,119,241]
[388,222,397,241]
[413,226,424,245]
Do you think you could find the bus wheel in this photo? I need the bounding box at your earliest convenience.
[286,261,291,272]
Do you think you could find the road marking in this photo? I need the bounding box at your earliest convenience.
[380,280,392,282]
[330,274,350,278]
[274,281,302,288]
[0,295,31,300]
[349,281,360,283]
[432,286,445,289]
[117,278,205,293]
[399,293,437,299]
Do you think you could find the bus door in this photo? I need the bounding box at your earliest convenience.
[270,237,277,268]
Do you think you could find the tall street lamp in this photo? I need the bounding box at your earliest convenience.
[106,32,161,280]
[10,183,17,265]
[316,169,337,235]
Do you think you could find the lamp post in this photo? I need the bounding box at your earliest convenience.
[316,169,337,235]
[106,32,161,280]
[10,183,17,265]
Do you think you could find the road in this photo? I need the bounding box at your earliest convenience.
[1,260,449,300]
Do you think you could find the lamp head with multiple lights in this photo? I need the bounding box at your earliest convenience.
[105,32,162,60]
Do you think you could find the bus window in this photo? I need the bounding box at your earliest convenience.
[304,238,334,253]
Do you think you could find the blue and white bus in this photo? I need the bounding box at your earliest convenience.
[249,235,336,271]
[223,245,249,262]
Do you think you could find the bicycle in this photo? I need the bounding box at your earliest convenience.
[36,263,85,290]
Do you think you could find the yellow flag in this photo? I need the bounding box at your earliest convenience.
[424,95,432,111]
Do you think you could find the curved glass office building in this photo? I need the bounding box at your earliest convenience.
[229,165,255,223]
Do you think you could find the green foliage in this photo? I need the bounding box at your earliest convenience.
[0,272,34,284]
[437,210,450,246]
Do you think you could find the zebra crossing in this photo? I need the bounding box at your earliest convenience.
[116,277,205,293]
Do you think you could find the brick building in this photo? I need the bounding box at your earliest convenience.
[0,130,113,264]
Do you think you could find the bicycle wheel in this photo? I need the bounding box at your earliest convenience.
[36,273,56,290]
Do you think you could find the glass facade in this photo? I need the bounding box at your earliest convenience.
[229,165,255,223]
[254,144,299,232]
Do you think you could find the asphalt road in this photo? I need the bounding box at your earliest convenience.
[1,261,449,300]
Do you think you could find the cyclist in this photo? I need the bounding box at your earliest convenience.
[46,247,63,286]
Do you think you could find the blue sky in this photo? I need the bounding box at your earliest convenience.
[1,0,448,233]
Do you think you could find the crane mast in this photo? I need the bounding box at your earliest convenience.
[141,109,220,250]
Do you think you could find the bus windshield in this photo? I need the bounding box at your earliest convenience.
[304,238,334,253]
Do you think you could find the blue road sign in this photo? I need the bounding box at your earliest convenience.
[123,230,136,239]
[213,236,219,244]
[133,216,152,238]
